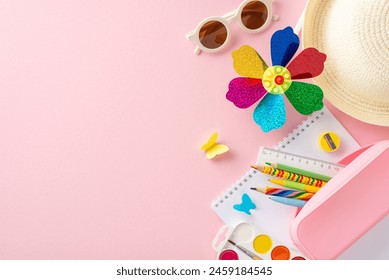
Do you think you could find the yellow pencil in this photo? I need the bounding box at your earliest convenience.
[269,179,320,194]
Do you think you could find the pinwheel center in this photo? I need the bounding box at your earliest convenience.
[262,66,292,94]
[275,75,284,85]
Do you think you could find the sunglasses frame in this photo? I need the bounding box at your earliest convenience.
[186,0,278,55]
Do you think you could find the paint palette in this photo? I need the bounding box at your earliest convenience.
[212,222,308,260]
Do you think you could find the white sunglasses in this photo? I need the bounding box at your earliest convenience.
[186,0,279,55]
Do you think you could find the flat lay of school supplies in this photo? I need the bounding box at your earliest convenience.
[186,0,389,260]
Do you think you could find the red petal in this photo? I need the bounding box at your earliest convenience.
[287,48,327,79]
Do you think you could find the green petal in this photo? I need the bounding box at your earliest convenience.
[284,82,324,115]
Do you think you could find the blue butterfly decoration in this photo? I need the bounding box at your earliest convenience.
[233,193,256,215]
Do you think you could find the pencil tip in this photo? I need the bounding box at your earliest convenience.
[256,187,267,194]
[250,188,256,190]
[251,165,263,171]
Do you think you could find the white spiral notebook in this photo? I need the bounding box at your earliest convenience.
[212,106,361,256]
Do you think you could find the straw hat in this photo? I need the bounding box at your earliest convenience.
[303,0,389,126]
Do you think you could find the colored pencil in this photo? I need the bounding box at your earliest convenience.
[251,187,314,201]
[269,196,307,208]
[265,162,332,182]
[269,179,320,194]
[228,240,263,260]
[251,165,326,187]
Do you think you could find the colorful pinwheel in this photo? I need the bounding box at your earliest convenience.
[226,26,327,132]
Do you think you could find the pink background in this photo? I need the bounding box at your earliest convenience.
[0,0,388,259]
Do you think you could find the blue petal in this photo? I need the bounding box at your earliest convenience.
[253,94,286,132]
[271,26,300,67]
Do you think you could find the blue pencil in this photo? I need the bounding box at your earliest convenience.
[269,196,307,208]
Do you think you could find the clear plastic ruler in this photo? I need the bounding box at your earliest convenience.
[257,147,345,178]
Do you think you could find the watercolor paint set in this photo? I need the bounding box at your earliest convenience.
[213,222,307,260]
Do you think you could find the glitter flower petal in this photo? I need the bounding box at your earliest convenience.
[232,45,268,79]
[284,81,324,115]
[271,27,300,67]
[226,77,268,109]
[253,93,286,132]
[287,48,327,79]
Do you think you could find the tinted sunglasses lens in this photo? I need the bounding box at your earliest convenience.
[199,20,228,49]
[241,1,268,30]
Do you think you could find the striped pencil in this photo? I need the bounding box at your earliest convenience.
[251,187,314,201]
[251,165,326,187]
[269,196,307,208]
[265,162,332,182]
[269,179,321,194]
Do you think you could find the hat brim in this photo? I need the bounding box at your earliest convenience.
[303,0,389,126]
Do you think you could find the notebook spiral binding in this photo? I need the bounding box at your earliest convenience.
[212,169,258,208]
[275,110,325,150]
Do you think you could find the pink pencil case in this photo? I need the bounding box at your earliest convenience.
[290,140,389,259]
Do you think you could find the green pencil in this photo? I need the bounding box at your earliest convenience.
[265,162,332,182]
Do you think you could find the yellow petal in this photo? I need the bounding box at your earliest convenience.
[232,45,268,79]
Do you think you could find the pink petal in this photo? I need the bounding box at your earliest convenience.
[226,77,267,109]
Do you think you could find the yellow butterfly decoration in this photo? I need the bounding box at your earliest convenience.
[200,132,229,159]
